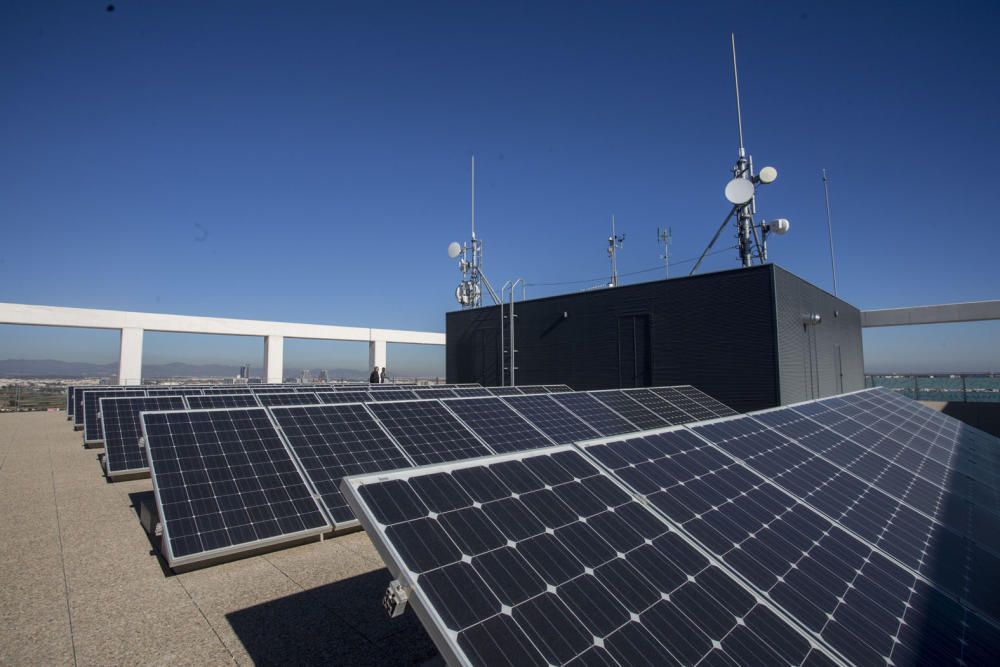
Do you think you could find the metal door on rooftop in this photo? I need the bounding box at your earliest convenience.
[618,314,651,388]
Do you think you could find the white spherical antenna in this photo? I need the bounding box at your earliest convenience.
[769,218,790,235]
[447,241,462,259]
[758,166,778,184]
[724,178,755,205]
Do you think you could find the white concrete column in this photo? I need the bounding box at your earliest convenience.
[264,335,284,384]
[118,327,144,385]
[369,339,387,374]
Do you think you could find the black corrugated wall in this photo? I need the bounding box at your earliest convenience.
[446,265,864,412]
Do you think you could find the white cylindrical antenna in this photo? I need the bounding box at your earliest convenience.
[731,33,745,159]
[822,169,839,295]
[470,154,476,241]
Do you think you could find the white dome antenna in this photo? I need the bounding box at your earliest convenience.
[447,242,462,259]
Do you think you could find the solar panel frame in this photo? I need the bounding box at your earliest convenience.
[82,388,146,444]
[140,406,331,570]
[342,444,837,667]
[100,395,187,478]
[185,393,262,410]
[269,402,413,528]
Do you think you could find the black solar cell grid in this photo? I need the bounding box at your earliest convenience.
[413,388,459,399]
[672,385,739,417]
[82,389,146,442]
[542,384,573,393]
[487,387,523,396]
[621,388,692,424]
[342,446,833,667]
[516,385,550,394]
[501,394,600,445]
[587,423,1000,664]
[648,387,718,422]
[367,389,419,401]
[141,407,330,567]
[588,390,670,431]
[365,400,493,465]
[101,395,186,476]
[315,391,373,404]
[145,388,206,397]
[202,387,254,395]
[451,387,492,398]
[270,403,410,526]
[254,392,320,407]
[442,397,553,453]
[75,386,124,425]
[185,393,261,410]
[548,392,638,436]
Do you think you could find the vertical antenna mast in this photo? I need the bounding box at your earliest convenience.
[657,226,672,277]
[470,154,476,241]
[732,33,745,159]
[608,215,625,287]
[822,169,839,295]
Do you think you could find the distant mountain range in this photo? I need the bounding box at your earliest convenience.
[0,359,368,380]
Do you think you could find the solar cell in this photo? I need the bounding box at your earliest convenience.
[649,386,719,421]
[140,407,330,569]
[254,392,320,407]
[315,390,373,404]
[588,389,670,431]
[367,389,419,401]
[186,393,262,410]
[365,400,493,465]
[501,394,600,444]
[442,397,553,453]
[622,388,692,424]
[270,403,411,526]
[487,387,523,396]
[82,389,146,444]
[549,392,638,436]
[342,446,833,667]
[585,425,1000,664]
[451,387,492,398]
[100,395,186,478]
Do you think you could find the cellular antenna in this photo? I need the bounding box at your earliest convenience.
[471,154,476,241]
[731,33,745,158]
[448,155,499,308]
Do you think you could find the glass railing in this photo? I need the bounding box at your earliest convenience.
[865,374,1000,402]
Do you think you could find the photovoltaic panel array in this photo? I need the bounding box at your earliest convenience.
[486,387,523,396]
[581,409,1000,665]
[413,388,459,399]
[671,385,739,417]
[140,407,330,569]
[516,385,550,395]
[622,388,693,425]
[451,387,492,398]
[100,395,187,478]
[651,386,729,421]
[501,394,600,444]
[543,384,573,393]
[145,388,206,397]
[254,392,320,407]
[82,389,146,443]
[269,403,412,527]
[366,400,492,465]
[549,392,637,436]
[442,397,553,453]
[315,390,373,404]
[186,393,261,410]
[588,390,670,431]
[368,389,420,401]
[343,446,835,667]
[202,387,254,395]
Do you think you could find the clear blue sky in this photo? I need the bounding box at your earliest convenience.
[1,0,998,375]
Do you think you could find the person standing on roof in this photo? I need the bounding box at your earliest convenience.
[380,366,387,384]
[369,366,381,383]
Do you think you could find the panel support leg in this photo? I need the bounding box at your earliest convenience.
[118,327,144,385]
[264,335,284,384]
[369,339,387,379]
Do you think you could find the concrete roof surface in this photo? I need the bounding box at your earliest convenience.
[0,411,440,666]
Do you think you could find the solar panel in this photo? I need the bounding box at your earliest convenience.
[543,384,573,393]
[342,445,833,666]
[413,388,459,399]
[649,386,720,421]
[82,389,145,444]
[185,393,261,410]
[74,386,122,426]
[587,389,670,431]
[442,397,553,453]
[516,385,550,394]
[548,392,638,436]
[367,389,419,401]
[315,390,373,404]
[365,400,493,465]
[622,388,692,424]
[269,403,411,527]
[145,388,206,397]
[202,387,254,395]
[100,395,186,478]
[583,423,1000,665]
[140,407,330,569]
[501,394,600,445]
[251,385,304,394]
[451,387,492,398]
[671,385,738,417]
[487,387,523,396]
[254,392,320,407]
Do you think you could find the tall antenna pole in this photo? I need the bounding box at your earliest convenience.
[470,154,476,241]
[657,226,672,277]
[822,169,838,295]
[731,33,745,159]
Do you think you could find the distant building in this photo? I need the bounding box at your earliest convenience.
[318,370,329,382]
[239,364,251,379]
[300,369,312,383]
